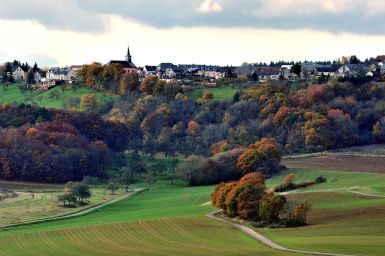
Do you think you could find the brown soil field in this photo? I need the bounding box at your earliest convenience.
[282,155,385,173]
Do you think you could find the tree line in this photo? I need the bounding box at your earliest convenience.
[103,78,385,158]
[0,104,129,183]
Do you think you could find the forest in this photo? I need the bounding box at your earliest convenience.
[1,63,385,184]
[0,104,128,182]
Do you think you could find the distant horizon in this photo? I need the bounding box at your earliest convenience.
[1,50,382,69]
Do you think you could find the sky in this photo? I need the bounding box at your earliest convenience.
[1,0,385,67]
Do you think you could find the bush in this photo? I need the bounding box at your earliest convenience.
[315,176,327,183]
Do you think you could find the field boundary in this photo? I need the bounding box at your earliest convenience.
[0,188,145,231]
[207,210,354,256]
[284,152,385,159]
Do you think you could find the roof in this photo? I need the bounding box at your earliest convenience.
[12,66,28,72]
[216,66,236,73]
[145,65,157,72]
[258,67,282,72]
[315,67,338,73]
[375,55,385,62]
[256,71,281,76]
[109,60,137,69]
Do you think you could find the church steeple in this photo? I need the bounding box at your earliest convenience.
[125,44,132,63]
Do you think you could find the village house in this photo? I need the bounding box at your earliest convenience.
[108,45,137,74]
[47,68,76,82]
[12,66,27,81]
[143,65,157,77]
[314,66,338,77]
[337,64,367,78]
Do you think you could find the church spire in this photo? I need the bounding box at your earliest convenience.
[125,44,132,63]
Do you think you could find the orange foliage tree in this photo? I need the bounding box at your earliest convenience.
[236,138,282,175]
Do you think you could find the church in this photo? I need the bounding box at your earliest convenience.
[109,45,137,74]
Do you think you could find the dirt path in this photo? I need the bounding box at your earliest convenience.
[0,189,144,230]
[206,210,354,256]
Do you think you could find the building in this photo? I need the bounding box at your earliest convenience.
[337,64,367,77]
[109,45,137,74]
[47,68,76,82]
[314,66,338,77]
[374,55,385,63]
[12,66,27,81]
[143,65,157,76]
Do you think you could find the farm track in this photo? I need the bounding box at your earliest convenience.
[207,185,385,256]
[207,210,354,256]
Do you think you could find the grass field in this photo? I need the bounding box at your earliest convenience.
[260,169,385,256]
[0,181,125,226]
[0,186,302,256]
[266,169,385,194]
[0,83,116,109]
[189,86,240,101]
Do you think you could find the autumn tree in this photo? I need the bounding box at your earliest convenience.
[140,76,158,94]
[259,194,287,223]
[236,138,282,175]
[80,93,98,110]
[119,72,139,95]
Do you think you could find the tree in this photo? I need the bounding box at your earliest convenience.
[140,76,158,94]
[259,194,286,223]
[236,138,282,175]
[80,93,98,110]
[202,92,214,100]
[283,174,296,185]
[119,73,139,95]
[119,167,134,192]
[71,183,91,203]
[237,184,265,220]
[57,193,76,207]
[291,64,302,77]
[106,181,120,195]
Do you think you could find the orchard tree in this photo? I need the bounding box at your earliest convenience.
[119,167,134,192]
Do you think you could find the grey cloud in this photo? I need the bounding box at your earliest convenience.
[0,0,106,32]
[1,0,385,35]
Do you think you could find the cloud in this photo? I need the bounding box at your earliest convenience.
[197,0,223,14]
[1,0,385,35]
[0,0,106,32]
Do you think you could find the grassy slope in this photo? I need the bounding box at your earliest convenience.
[0,83,116,109]
[266,169,385,194]
[0,181,125,226]
[260,169,385,256]
[0,186,301,256]
[189,87,240,101]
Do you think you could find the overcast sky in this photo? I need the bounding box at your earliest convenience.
[1,0,385,67]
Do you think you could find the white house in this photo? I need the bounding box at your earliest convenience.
[143,66,157,77]
[12,67,27,81]
[47,68,76,82]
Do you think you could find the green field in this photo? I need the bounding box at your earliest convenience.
[267,169,385,194]
[190,86,240,101]
[1,162,385,255]
[260,169,385,256]
[0,186,301,256]
[0,83,116,109]
[0,181,125,226]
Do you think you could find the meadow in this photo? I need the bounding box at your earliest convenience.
[189,86,240,101]
[0,185,303,256]
[0,181,125,226]
[260,169,385,256]
[0,83,116,109]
